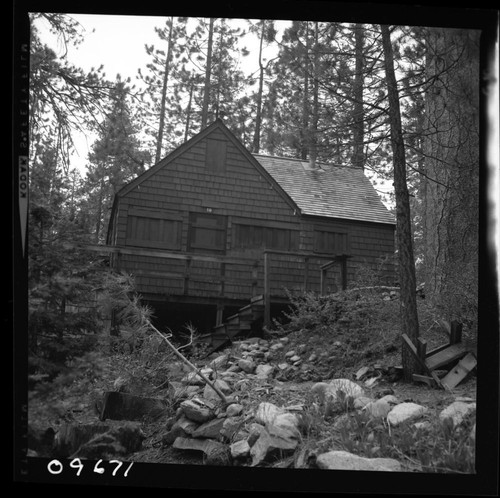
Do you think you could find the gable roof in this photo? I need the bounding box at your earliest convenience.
[253,154,395,225]
[111,119,394,228]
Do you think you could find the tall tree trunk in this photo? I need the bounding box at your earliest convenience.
[352,23,365,169]
[301,21,310,160]
[380,24,420,380]
[309,22,319,167]
[201,18,215,129]
[184,79,194,141]
[155,17,174,164]
[252,21,266,153]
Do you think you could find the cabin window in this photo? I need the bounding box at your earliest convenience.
[188,212,227,253]
[234,224,299,252]
[206,139,227,173]
[126,210,182,250]
[314,229,348,254]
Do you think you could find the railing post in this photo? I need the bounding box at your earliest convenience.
[320,267,326,296]
[264,252,271,328]
[303,256,309,292]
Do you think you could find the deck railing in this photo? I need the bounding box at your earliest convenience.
[70,243,351,327]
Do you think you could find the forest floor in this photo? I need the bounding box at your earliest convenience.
[28,293,478,476]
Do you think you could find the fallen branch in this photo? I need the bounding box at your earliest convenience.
[147,321,228,405]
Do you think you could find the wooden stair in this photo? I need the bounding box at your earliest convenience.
[403,320,477,389]
[209,295,265,352]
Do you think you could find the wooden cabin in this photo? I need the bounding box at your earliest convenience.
[107,119,396,344]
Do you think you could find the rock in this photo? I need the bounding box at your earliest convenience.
[285,350,296,358]
[270,343,284,352]
[113,376,130,392]
[378,394,399,406]
[316,450,402,472]
[55,422,144,459]
[192,417,225,439]
[250,427,298,466]
[290,355,301,363]
[254,402,285,425]
[28,425,56,457]
[387,402,428,426]
[308,353,318,362]
[267,412,301,441]
[172,437,228,460]
[279,337,290,343]
[180,399,215,423]
[230,439,250,459]
[363,399,392,419]
[312,379,365,404]
[278,363,289,370]
[208,354,230,371]
[226,403,244,417]
[181,369,213,385]
[99,392,169,422]
[439,401,476,428]
[220,417,243,441]
[238,358,256,374]
[353,396,373,410]
[203,379,232,402]
[355,366,371,380]
[413,421,431,431]
[255,364,274,379]
[53,422,129,457]
[247,423,267,447]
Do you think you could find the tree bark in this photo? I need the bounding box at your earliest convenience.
[155,17,174,164]
[380,24,420,381]
[252,21,265,153]
[352,23,365,169]
[201,18,215,129]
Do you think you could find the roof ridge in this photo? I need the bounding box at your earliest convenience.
[252,153,353,169]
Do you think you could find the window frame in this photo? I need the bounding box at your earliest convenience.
[125,208,183,250]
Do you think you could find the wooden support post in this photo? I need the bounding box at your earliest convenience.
[341,257,348,290]
[252,261,259,297]
[219,262,226,297]
[303,256,309,292]
[216,305,224,326]
[320,268,326,296]
[416,337,427,374]
[264,252,271,329]
[183,258,191,295]
[450,321,463,345]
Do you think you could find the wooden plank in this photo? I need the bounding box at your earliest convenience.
[264,252,271,328]
[412,374,438,388]
[440,353,477,389]
[425,343,469,371]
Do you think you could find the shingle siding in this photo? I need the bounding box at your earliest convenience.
[109,120,396,302]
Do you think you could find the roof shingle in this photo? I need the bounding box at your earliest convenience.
[253,154,395,225]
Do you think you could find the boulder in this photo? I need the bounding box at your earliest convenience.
[180,399,215,423]
[220,416,243,441]
[439,401,476,428]
[238,358,256,374]
[267,412,301,441]
[71,423,144,459]
[387,402,428,426]
[99,392,169,421]
[172,436,228,462]
[203,379,232,402]
[254,402,285,425]
[226,403,244,417]
[192,417,225,439]
[54,422,143,458]
[312,379,365,404]
[353,396,373,410]
[250,427,298,466]
[255,364,275,379]
[316,450,402,472]
[28,424,56,457]
[230,439,251,459]
[247,423,267,447]
[181,369,213,386]
[208,354,230,371]
[363,399,392,419]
